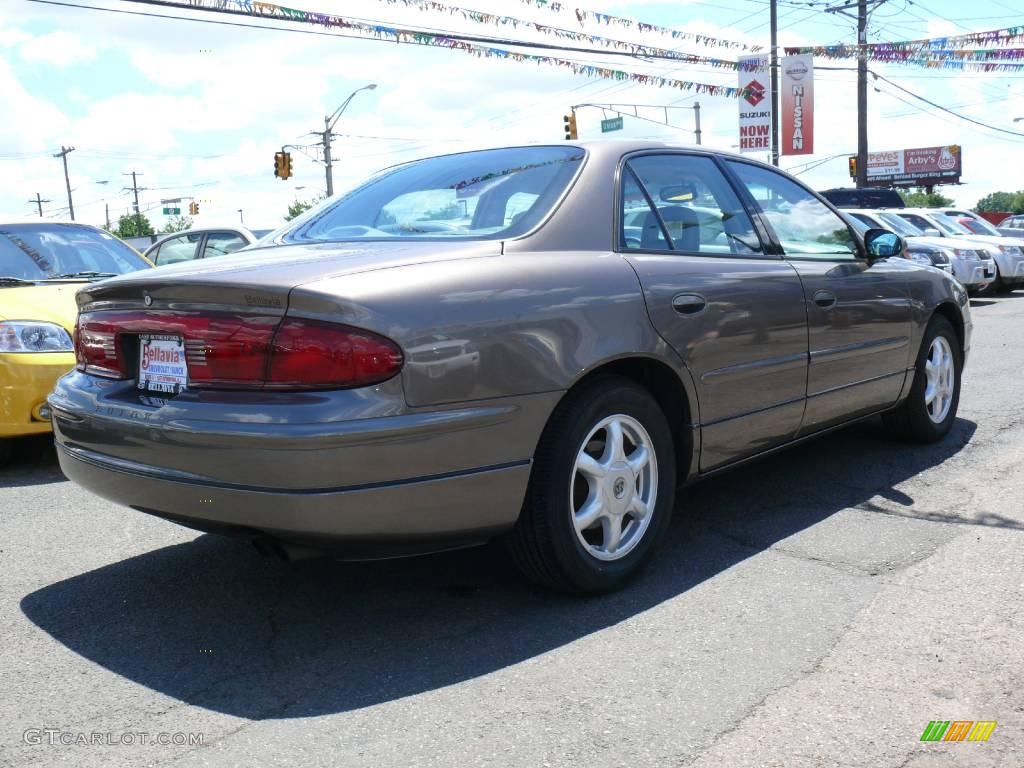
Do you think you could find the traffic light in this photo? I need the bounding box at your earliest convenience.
[274,151,293,180]
[188,201,199,216]
[848,156,857,178]
[563,111,578,141]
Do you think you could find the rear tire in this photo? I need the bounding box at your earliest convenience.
[507,375,676,594]
[883,315,961,443]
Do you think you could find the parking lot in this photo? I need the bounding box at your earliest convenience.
[1,292,1022,768]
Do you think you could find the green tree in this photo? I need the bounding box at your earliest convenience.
[160,214,194,234]
[975,191,1024,214]
[901,189,954,208]
[285,194,326,222]
[112,213,155,238]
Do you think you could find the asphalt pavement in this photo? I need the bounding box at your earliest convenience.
[2,293,1022,768]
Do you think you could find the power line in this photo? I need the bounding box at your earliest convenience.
[871,70,1024,137]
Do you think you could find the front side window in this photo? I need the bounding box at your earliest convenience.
[0,224,149,280]
[153,234,202,266]
[929,213,972,236]
[281,146,584,243]
[621,154,762,256]
[202,231,247,258]
[728,161,857,259]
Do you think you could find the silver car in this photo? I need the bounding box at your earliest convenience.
[50,142,971,593]
[846,209,992,290]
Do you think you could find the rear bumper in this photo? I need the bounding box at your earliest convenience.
[56,442,531,557]
[49,371,555,554]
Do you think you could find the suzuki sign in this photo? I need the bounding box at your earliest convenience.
[738,55,772,153]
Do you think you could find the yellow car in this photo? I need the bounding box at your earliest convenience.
[1,221,151,464]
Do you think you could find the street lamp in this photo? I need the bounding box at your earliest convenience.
[321,83,377,197]
[1014,117,1024,122]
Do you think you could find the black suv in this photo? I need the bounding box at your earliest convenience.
[820,188,905,209]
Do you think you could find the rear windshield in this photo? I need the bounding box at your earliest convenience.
[279,146,584,244]
[0,224,150,280]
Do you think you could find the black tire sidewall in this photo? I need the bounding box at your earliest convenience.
[530,378,676,593]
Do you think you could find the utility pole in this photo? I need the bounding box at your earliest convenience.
[28,193,51,217]
[105,202,111,230]
[53,146,76,220]
[694,102,702,145]
[856,0,869,188]
[123,171,145,236]
[769,0,779,166]
[237,209,244,224]
[825,0,888,187]
[322,119,334,197]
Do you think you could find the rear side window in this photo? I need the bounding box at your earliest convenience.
[620,154,762,256]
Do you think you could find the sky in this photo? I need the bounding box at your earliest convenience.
[1,0,1022,230]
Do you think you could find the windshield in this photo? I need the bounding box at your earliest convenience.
[876,212,923,236]
[928,213,973,236]
[281,146,584,244]
[958,216,1001,236]
[0,224,149,281]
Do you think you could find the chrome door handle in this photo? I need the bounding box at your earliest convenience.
[813,290,837,308]
[672,294,707,315]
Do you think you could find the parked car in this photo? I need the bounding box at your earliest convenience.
[997,214,1024,237]
[842,210,950,274]
[819,187,905,209]
[890,208,1024,292]
[142,226,258,266]
[845,208,993,290]
[0,221,151,464]
[50,142,971,593]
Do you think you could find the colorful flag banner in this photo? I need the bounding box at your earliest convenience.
[131,0,746,96]
[514,0,761,51]
[781,54,813,156]
[369,0,744,66]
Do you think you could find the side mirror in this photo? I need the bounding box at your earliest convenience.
[864,228,904,259]
[923,228,942,237]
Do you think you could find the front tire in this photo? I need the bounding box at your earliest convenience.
[883,315,961,443]
[507,375,676,594]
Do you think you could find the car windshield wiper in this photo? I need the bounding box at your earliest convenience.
[46,271,119,280]
[0,276,35,285]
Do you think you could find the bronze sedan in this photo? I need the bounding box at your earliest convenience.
[50,141,971,593]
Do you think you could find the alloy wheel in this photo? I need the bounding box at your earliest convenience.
[569,414,658,561]
[924,335,955,424]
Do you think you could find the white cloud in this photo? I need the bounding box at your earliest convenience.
[19,29,96,67]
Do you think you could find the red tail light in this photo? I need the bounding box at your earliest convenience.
[74,311,403,390]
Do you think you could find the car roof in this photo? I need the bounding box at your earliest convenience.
[0,219,105,229]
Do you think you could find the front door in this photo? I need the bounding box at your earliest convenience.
[620,153,809,471]
[726,160,914,433]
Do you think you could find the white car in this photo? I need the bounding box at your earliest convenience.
[883,208,1021,292]
[142,226,263,267]
[847,209,995,292]
[942,209,1024,291]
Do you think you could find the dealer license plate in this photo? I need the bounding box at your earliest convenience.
[138,335,188,394]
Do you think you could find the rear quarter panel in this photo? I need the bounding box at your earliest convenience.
[287,251,679,408]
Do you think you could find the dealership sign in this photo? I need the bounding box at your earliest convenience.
[850,145,962,186]
[780,54,813,156]
[738,55,771,153]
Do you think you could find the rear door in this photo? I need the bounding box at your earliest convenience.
[619,152,809,471]
[726,160,913,434]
